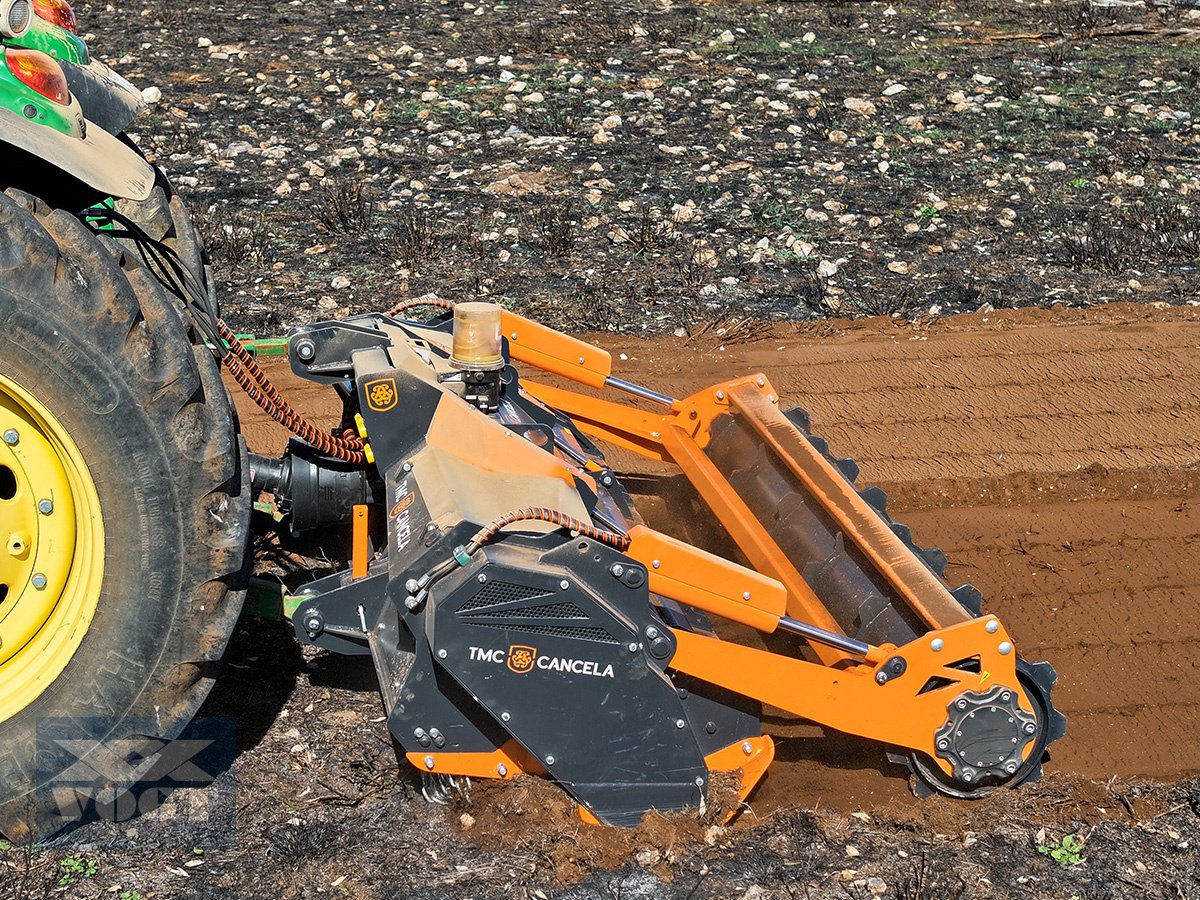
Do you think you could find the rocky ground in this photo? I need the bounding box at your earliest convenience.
[98,0,1200,336]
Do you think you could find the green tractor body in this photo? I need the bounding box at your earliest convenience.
[0,1,151,199]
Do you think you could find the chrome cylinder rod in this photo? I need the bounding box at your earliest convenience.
[777,616,871,658]
[605,376,676,407]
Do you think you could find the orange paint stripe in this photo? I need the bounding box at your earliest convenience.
[351,504,369,580]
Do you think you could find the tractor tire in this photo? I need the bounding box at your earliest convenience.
[0,184,250,840]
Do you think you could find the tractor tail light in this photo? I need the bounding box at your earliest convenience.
[4,47,70,105]
[32,0,74,33]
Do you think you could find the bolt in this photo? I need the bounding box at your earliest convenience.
[628,642,639,652]
[985,619,1000,634]
[961,770,974,783]
[497,764,508,777]
[31,573,47,589]
[478,573,488,583]
[545,755,556,766]
[406,578,420,593]
[645,626,659,640]
[1001,691,1011,702]
[956,699,969,710]
[510,332,518,340]
[405,596,420,610]
[756,377,765,387]
[695,776,705,787]
[937,739,949,750]
[560,579,570,590]
[294,339,316,362]
[424,756,435,770]
[402,462,413,473]
[1005,761,1018,774]
[705,721,718,734]
[652,559,661,569]
[305,616,321,632]
[742,591,752,601]
[38,499,53,515]
[742,741,753,755]
[2,429,17,446]
[1024,723,1037,734]
[998,641,1013,655]
[930,637,944,652]
[875,672,888,684]
[715,390,725,401]
[675,719,686,729]
[501,712,511,722]
[437,649,448,659]
[610,564,625,578]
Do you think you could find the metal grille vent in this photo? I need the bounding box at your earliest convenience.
[472,622,618,644]
[471,602,588,620]
[459,581,551,612]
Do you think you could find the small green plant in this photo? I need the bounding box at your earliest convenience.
[1038,834,1085,865]
[119,891,143,900]
[916,204,940,219]
[58,855,99,884]
[1068,178,1089,188]
[0,840,12,852]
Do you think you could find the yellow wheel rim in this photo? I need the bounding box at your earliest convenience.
[0,372,104,725]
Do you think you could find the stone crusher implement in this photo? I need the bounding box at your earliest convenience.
[250,300,1066,826]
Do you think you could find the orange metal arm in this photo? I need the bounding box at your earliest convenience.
[669,617,1036,775]
[625,524,786,633]
[521,380,670,461]
[502,311,613,389]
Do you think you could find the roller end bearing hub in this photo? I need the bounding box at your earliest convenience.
[934,684,1038,785]
[0,372,103,725]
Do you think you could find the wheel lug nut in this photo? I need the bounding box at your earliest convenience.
[38,499,53,515]
[31,573,47,589]
[2,429,18,446]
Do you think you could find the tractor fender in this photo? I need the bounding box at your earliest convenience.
[0,106,154,201]
[60,58,147,137]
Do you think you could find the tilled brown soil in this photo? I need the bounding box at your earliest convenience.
[231,301,1200,813]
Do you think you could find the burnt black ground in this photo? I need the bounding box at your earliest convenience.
[103,0,1200,336]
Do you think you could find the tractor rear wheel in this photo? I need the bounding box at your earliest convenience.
[0,186,249,840]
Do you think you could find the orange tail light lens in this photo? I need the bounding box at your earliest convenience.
[32,0,74,33]
[4,47,70,105]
